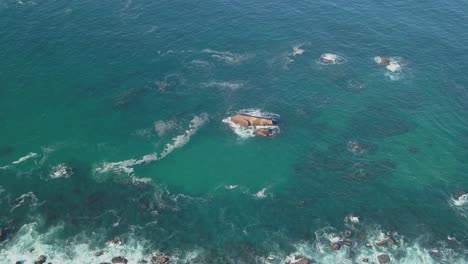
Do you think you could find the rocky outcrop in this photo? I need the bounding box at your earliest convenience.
[377,254,390,263]
[230,114,276,127]
[111,256,128,264]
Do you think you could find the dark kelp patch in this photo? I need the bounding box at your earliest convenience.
[0,145,13,157]
[347,105,416,139]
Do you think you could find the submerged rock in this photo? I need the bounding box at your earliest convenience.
[34,255,47,264]
[95,251,104,257]
[111,256,128,264]
[375,56,390,66]
[377,254,391,263]
[0,228,7,242]
[0,145,13,157]
[331,242,341,250]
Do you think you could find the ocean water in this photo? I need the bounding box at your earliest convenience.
[1,0,468,263]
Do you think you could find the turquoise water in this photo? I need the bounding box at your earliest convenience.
[1,0,468,263]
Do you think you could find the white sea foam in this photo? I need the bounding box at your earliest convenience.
[222,109,280,138]
[291,45,305,56]
[10,192,41,212]
[50,163,73,179]
[0,223,154,264]
[386,61,402,72]
[203,81,244,90]
[12,152,38,165]
[452,193,468,207]
[96,114,209,176]
[318,53,345,65]
[154,120,177,137]
[202,49,251,64]
[225,185,238,190]
[255,188,268,199]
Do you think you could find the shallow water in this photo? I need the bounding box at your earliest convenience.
[1,0,468,263]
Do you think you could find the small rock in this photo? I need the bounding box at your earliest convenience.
[376,240,387,247]
[331,242,341,250]
[361,257,369,262]
[151,254,169,264]
[296,258,310,264]
[341,240,352,247]
[377,254,391,264]
[34,255,47,264]
[138,260,148,264]
[111,256,128,264]
[95,251,104,257]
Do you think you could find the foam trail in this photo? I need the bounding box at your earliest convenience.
[12,152,38,164]
[202,49,251,64]
[154,120,177,137]
[96,114,209,175]
[255,188,268,198]
[203,81,244,90]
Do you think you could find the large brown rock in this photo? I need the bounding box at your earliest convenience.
[377,254,391,263]
[230,114,275,127]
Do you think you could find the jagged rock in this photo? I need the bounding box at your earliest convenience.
[377,254,391,263]
[111,256,128,264]
[151,254,169,264]
[34,255,47,264]
[331,242,341,250]
[230,114,276,127]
